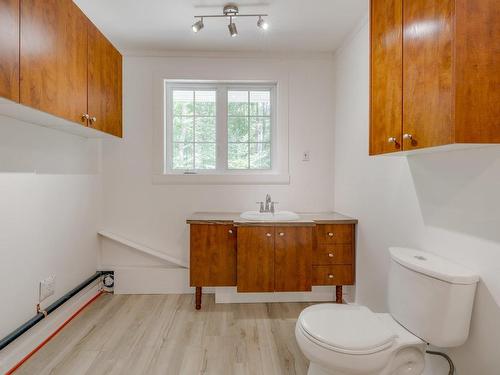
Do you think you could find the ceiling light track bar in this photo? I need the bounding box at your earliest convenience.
[194,14,268,18]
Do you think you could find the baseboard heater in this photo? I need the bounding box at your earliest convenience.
[0,270,113,351]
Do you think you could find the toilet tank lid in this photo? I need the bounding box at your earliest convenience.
[389,247,479,285]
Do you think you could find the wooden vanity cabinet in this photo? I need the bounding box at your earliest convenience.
[189,221,355,309]
[0,0,20,102]
[370,0,500,155]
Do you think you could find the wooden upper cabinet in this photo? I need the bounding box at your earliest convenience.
[88,22,123,138]
[370,0,500,154]
[0,0,20,102]
[274,227,312,292]
[370,0,403,155]
[237,226,275,292]
[190,224,236,287]
[20,0,88,125]
[402,0,454,150]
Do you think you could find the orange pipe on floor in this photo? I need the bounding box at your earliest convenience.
[6,291,104,375]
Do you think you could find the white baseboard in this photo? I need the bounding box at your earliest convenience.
[112,267,352,304]
[0,282,101,374]
[113,267,196,294]
[215,286,339,304]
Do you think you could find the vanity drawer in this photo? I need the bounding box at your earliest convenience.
[312,265,354,285]
[315,224,353,244]
[313,244,353,265]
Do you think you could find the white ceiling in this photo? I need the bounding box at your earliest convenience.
[75,0,368,54]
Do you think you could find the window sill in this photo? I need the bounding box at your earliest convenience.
[152,173,290,185]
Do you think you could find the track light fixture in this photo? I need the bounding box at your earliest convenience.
[192,18,204,33]
[228,16,238,37]
[192,3,268,37]
[257,16,268,30]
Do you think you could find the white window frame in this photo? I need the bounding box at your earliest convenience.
[165,82,277,175]
[153,79,289,185]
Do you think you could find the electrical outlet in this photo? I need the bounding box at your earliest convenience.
[39,275,55,303]
[302,151,310,161]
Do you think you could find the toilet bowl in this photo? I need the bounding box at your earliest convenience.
[295,304,426,375]
[295,247,479,375]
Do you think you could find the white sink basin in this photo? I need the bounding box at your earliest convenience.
[240,211,300,221]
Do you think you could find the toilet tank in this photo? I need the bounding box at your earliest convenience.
[388,247,479,348]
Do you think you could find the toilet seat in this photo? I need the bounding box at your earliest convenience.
[298,304,398,355]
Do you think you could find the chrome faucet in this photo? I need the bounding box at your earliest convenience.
[265,194,272,212]
[257,194,278,214]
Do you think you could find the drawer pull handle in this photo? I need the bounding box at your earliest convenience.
[228,229,233,234]
[266,233,272,237]
[279,232,285,236]
[328,274,334,279]
[328,253,334,258]
[328,232,334,237]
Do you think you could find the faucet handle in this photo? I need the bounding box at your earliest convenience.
[270,201,279,213]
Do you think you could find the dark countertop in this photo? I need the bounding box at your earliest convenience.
[186,212,358,226]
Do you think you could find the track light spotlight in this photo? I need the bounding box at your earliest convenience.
[257,16,268,30]
[228,17,238,37]
[192,18,204,33]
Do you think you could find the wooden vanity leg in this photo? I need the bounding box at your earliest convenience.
[336,285,343,304]
[195,287,202,310]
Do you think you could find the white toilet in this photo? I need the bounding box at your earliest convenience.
[295,247,479,375]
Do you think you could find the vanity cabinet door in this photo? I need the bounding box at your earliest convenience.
[237,226,275,292]
[274,227,312,292]
[0,0,19,101]
[190,224,236,287]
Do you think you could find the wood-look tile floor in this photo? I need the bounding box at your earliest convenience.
[17,294,312,375]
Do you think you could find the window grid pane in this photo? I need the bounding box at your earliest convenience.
[172,89,217,170]
[227,90,271,170]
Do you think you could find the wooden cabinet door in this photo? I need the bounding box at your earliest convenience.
[274,227,312,292]
[237,226,275,292]
[0,0,19,101]
[454,0,500,143]
[20,0,88,124]
[402,0,454,150]
[190,224,236,287]
[370,0,403,155]
[88,22,123,137]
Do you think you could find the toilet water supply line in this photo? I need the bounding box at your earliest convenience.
[426,350,455,375]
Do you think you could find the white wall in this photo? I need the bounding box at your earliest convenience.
[0,116,101,338]
[101,54,335,268]
[333,20,500,374]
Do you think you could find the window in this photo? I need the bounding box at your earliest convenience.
[165,82,276,174]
